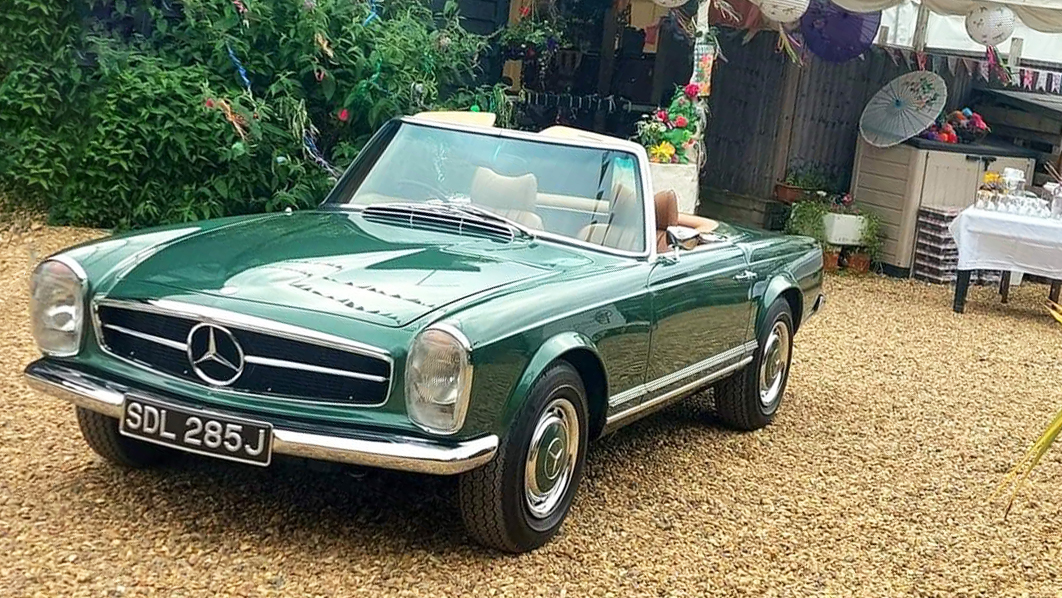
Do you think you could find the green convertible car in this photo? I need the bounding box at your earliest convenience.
[25,114,824,552]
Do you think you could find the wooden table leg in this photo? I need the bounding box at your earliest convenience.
[1000,271,1011,304]
[1050,280,1061,303]
[954,270,972,313]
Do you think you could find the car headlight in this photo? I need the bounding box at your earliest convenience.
[30,257,86,357]
[405,325,473,435]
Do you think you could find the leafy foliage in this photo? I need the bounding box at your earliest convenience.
[0,0,488,228]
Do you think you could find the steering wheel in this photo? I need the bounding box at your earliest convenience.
[393,179,447,202]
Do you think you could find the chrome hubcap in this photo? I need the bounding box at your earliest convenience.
[524,397,579,519]
[759,321,791,408]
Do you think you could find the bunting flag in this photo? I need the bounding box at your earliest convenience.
[947,56,959,75]
[885,47,900,66]
[1035,71,1048,91]
[1022,68,1036,90]
[963,58,977,75]
[901,48,913,69]
[915,51,927,71]
[1052,73,1062,93]
[979,60,990,81]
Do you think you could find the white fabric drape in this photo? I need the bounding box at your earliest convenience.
[832,0,1062,32]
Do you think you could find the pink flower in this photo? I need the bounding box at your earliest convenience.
[684,83,700,98]
[204,98,215,108]
[337,108,350,122]
[520,6,530,16]
[674,115,688,128]
[656,110,669,123]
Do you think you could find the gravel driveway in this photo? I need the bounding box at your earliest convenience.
[3,227,1062,597]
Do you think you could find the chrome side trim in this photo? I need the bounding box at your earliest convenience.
[92,298,395,408]
[243,355,388,383]
[24,360,497,476]
[609,340,758,407]
[603,356,753,434]
[104,323,187,351]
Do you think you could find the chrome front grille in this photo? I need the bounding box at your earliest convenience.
[94,300,392,407]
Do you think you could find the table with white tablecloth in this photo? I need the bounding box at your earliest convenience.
[948,207,1062,313]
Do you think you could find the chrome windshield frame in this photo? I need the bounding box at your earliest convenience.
[319,117,657,262]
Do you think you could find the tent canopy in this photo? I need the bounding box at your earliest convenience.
[832,0,1062,32]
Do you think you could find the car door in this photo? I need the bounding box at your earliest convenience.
[645,242,756,393]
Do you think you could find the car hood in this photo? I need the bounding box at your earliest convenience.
[103,210,601,328]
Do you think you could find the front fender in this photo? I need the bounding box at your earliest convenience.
[758,273,802,335]
[499,331,604,435]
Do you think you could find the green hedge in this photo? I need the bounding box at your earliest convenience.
[0,0,490,228]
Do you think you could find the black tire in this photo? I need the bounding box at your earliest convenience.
[458,361,589,553]
[715,299,794,431]
[75,407,172,468]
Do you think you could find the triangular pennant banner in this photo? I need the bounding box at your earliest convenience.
[1052,73,1062,93]
[885,46,900,66]
[1022,68,1035,89]
[901,49,913,70]
[979,60,990,81]
[915,52,927,71]
[964,58,977,75]
[947,56,959,75]
[1035,70,1047,91]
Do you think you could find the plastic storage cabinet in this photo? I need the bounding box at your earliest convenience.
[849,137,1036,275]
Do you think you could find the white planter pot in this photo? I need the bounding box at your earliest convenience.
[822,213,866,246]
[649,160,699,214]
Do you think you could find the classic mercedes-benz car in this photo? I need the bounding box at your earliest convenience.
[26,113,823,552]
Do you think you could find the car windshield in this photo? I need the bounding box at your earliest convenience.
[324,120,647,254]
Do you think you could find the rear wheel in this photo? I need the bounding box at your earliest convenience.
[715,299,794,431]
[76,407,172,468]
[458,361,588,553]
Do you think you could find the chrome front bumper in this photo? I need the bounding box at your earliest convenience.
[23,360,498,475]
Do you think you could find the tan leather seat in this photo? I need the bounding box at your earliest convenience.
[653,189,679,252]
[577,185,645,252]
[470,167,543,229]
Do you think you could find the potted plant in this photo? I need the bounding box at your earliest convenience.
[498,2,565,74]
[823,245,841,273]
[775,163,834,205]
[822,193,868,246]
[845,212,883,274]
[633,83,705,213]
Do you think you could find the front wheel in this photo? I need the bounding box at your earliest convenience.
[458,361,588,553]
[715,299,794,431]
[76,407,172,468]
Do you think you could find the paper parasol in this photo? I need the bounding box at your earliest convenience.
[800,0,880,63]
[859,71,947,148]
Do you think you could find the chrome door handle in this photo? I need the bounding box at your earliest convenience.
[734,270,758,282]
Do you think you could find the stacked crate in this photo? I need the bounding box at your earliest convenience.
[912,206,1000,285]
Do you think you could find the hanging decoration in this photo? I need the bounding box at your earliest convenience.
[756,0,810,63]
[652,0,688,8]
[859,71,947,148]
[691,32,718,96]
[964,4,1016,47]
[758,0,810,24]
[799,0,880,63]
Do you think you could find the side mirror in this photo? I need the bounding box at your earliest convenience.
[666,225,700,251]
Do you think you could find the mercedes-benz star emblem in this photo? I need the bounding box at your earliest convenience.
[543,437,566,481]
[186,323,245,386]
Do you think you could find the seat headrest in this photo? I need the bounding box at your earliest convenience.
[470,167,538,212]
[654,190,679,231]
